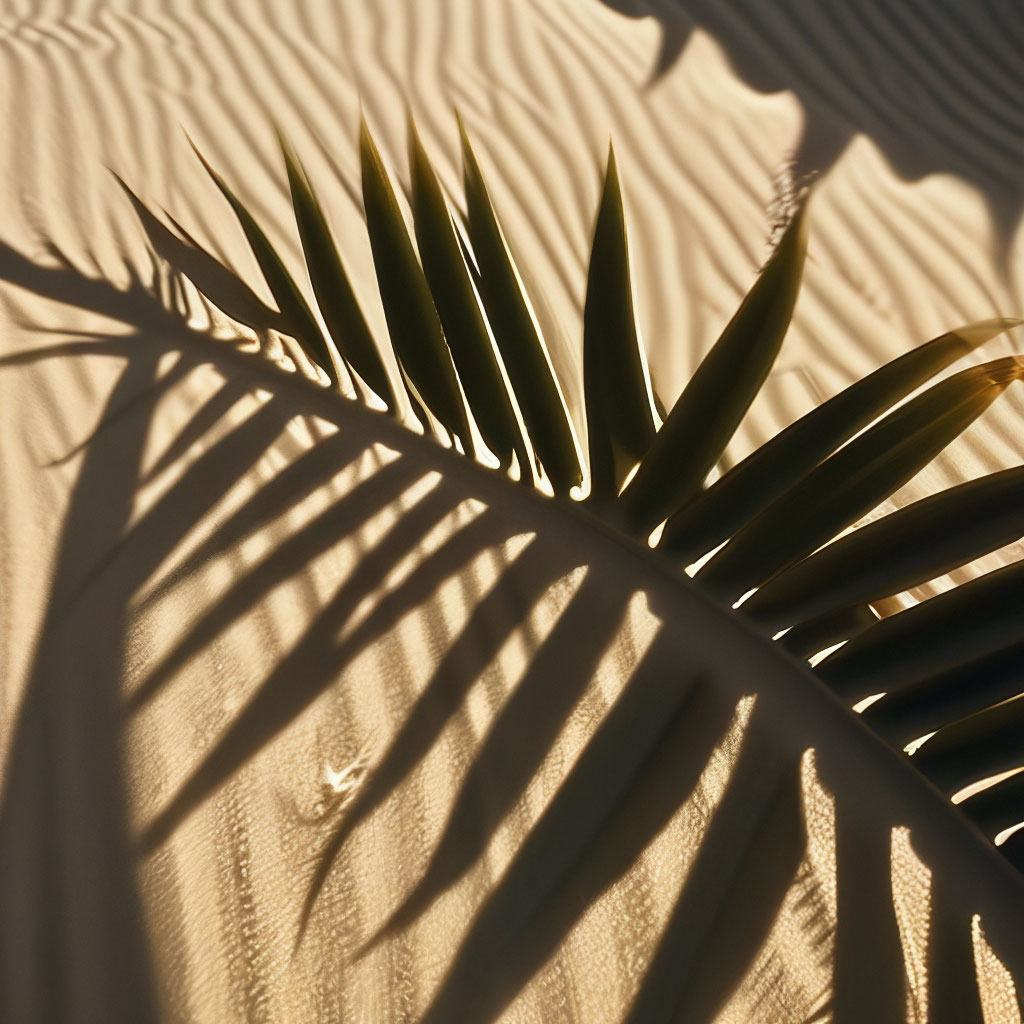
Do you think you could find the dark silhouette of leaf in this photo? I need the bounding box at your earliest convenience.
[126,456,420,713]
[744,463,1024,633]
[359,118,473,449]
[141,374,253,483]
[817,557,1024,703]
[0,353,165,1024]
[112,172,285,335]
[829,795,906,1024]
[458,114,582,494]
[138,482,467,856]
[582,144,657,503]
[696,357,1024,604]
[622,739,802,1023]
[71,399,294,605]
[188,139,340,386]
[620,196,809,532]
[660,318,1021,564]
[914,693,1024,796]
[279,133,398,411]
[366,570,634,942]
[407,115,529,474]
[863,642,1024,750]
[927,873,987,1024]
[136,430,364,610]
[775,603,877,659]
[295,537,567,945]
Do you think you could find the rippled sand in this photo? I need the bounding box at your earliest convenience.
[2,1,1024,1021]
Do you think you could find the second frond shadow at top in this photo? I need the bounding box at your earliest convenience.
[600,0,1024,267]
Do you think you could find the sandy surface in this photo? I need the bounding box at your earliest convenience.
[2,0,1024,1020]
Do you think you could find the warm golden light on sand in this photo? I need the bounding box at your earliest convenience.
[2,0,1023,1021]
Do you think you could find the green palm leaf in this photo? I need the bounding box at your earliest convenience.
[742,463,1024,632]
[279,133,398,411]
[817,555,1024,701]
[775,603,877,658]
[458,115,582,494]
[862,642,1024,749]
[696,356,1024,604]
[959,764,1024,839]
[913,693,1024,796]
[188,140,341,387]
[407,115,529,474]
[358,118,474,450]
[113,172,285,335]
[619,195,809,531]
[582,144,658,503]
[660,317,1021,564]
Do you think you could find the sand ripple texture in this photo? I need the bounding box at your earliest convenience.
[1,1,1024,1022]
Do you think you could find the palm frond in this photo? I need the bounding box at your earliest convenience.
[115,113,1024,943]
[742,463,1024,632]
[695,357,1024,604]
[659,316,1022,564]
[407,115,530,474]
[112,172,285,335]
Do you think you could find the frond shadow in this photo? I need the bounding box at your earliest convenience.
[4,235,1024,1024]
[296,535,574,941]
[137,487,507,855]
[363,567,636,949]
[0,345,167,1022]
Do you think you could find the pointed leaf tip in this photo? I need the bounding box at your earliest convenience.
[621,187,808,531]
[458,119,582,492]
[280,132,398,409]
[583,144,657,503]
[113,170,285,335]
[407,111,528,469]
[189,138,339,386]
[950,317,1022,346]
[359,114,474,447]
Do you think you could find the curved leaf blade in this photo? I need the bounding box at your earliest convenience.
[359,119,473,450]
[914,694,1024,796]
[696,357,1024,605]
[407,116,529,474]
[743,463,1024,632]
[660,317,1022,564]
[862,642,1024,750]
[113,172,285,335]
[279,134,398,411]
[188,141,340,386]
[459,114,582,494]
[620,197,809,531]
[582,144,657,503]
[817,556,1024,701]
